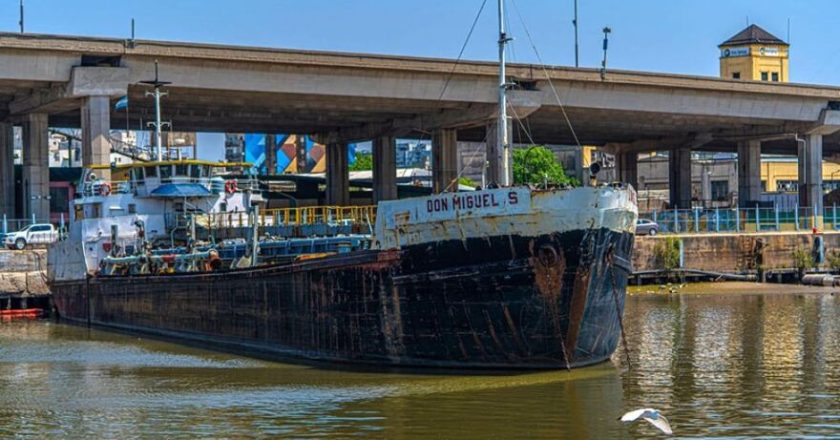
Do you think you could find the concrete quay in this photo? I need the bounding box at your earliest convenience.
[0,250,49,302]
[633,231,840,282]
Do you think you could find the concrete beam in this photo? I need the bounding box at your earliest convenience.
[81,96,111,182]
[669,147,692,208]
[372,135,397,202]
[22,113,49,221]
[67,66,129,97]
[737,140,762,208]
[325,142,349,206]
[0,123,14,217]
[432,128,458,192]
[798,134,823,215]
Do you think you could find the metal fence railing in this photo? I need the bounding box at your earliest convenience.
[1,214,63,236]
[639,205,840,234]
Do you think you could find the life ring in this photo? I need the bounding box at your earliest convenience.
[99,182,111,196]
[225,180,238,194]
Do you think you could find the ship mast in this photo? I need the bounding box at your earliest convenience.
[497,0,511,187]
[141,61,171,161]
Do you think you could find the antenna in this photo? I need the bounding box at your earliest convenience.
[787,17,791,43]
[18,0,24,33]
[126,18,136,49]
[573,0,579,67]
[140,60,172,161]
[600,27,611,80]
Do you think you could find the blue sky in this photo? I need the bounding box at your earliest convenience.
[2,0,839,158]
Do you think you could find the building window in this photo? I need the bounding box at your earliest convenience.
[761,180,767,192]
[771,72,779,82]
[761,72,769,81]
[732,72,741,80]
[711,180,729,201]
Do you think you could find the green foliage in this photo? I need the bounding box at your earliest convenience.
[828,250,840,273]
[349,153,372,172]
[792,247,815,270]
[513,146,577,186]
[653,236,681,272]
[457,176,477,188]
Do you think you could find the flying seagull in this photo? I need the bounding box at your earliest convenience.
[620,408,673,435]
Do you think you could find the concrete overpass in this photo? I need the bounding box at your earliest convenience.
[3,32,840,220]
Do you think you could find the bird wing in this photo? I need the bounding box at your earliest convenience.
[643,415,673,435]
[620,408,650,422]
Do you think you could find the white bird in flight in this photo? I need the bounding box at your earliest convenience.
[620,408,673,435]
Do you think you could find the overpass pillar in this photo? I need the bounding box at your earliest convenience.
[325,142,349,206]
[0,123,15,217]
[485,121,512,187]
[668,148,692,208]
[798,134,823,222]
[432,128,458,192]
[22,113,50,222]
[81,96,111,182]
[373,135,397,202]
[265,134,276,175]
[617,152,638,188]
[737,140,762,208]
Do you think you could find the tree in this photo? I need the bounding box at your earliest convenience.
[349,152,372,171]
[512,146,577,186]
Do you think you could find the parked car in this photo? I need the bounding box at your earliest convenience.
[4,224,58,250]
[635,218,659,236]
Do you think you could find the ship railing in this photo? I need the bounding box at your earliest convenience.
[640,205,839,234]
[190,206,378,229]
[79,180,132,197]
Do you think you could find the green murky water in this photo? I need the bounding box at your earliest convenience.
[0,290,838,438]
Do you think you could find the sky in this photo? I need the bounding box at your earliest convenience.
[2,0,840,158]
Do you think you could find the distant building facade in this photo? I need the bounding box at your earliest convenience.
[719,24,789,82]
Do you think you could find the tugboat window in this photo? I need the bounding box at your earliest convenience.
[175,164,189,177]
[144,166,157,178]
[160,165,172,179]
[190,165,204,179]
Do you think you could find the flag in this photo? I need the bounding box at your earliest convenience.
[114,96,128,111]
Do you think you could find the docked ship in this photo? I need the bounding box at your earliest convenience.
[47,1,638,369]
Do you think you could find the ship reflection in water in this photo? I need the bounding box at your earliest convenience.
[0,291,837,439]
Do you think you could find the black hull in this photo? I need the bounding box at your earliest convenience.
[51,228,634,369]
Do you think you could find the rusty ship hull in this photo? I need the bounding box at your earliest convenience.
[50,226,633,369]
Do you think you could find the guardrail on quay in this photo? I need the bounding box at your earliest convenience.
[640,205,840,234]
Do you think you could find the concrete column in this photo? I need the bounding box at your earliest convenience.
[668,147,692,208]
[372,135,397,202]
[432,128,458,192]
[617,151,638,188]
[81,96,111,182]
[264,134,276,175]
[0,123,15,217]
[737,140,762,207]
[485,121,513,187]
[798,134,823,214]
[325,142,349,206]
[22,113,50,221]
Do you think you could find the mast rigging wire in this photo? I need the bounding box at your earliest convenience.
[509,0,582,149]
[437,0,490,102]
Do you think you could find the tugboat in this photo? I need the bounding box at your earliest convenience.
[48,1,638,369]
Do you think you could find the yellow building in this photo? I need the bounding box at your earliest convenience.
[761,158,840,193]
[719,24,789,82]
